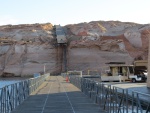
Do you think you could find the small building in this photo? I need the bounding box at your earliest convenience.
[101,66,134,82]
[101,61,148,82]
[134,60,147,67]
[55,25,67,44]
[101,62,134,82]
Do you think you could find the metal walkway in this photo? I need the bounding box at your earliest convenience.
[11,76,104,113]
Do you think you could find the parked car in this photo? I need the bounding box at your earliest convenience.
[129,70,147,83]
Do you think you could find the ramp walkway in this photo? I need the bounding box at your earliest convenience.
[11,76,104,113]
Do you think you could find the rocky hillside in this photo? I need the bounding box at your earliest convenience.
[66,21,150,59]
[0,23,63,76]
[0,21,150,76]
[65,21,150,73]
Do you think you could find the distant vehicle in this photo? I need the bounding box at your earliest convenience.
[130,60,148,83]
[129,70,147,83]
[100,60,148,82]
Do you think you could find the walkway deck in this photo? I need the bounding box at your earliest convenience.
[11,76,104,113]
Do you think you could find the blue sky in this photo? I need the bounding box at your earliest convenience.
[0,0,150,25]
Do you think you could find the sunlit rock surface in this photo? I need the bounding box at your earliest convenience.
[0,21,150,76]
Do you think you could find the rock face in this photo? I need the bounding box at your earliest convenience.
[0,23,63,76]
[0,21,150,76]
[65,21,150,74]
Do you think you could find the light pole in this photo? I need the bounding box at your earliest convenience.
[44,64,46,74]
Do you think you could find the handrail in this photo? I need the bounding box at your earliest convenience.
[69,76,150,113]
[132,91,150,113]
[0,73,49,113]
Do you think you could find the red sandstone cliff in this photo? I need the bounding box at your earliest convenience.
[65,21,150,73]
[0,21,150,76]
[0,23,63,76]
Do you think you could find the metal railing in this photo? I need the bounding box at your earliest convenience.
[132,91,150,113]
[69,76,150,113]
[0,73,49,113]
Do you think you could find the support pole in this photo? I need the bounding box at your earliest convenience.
[63,45,67,72]
[147,34,150,87]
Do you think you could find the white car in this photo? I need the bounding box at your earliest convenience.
[129,71,147,83]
